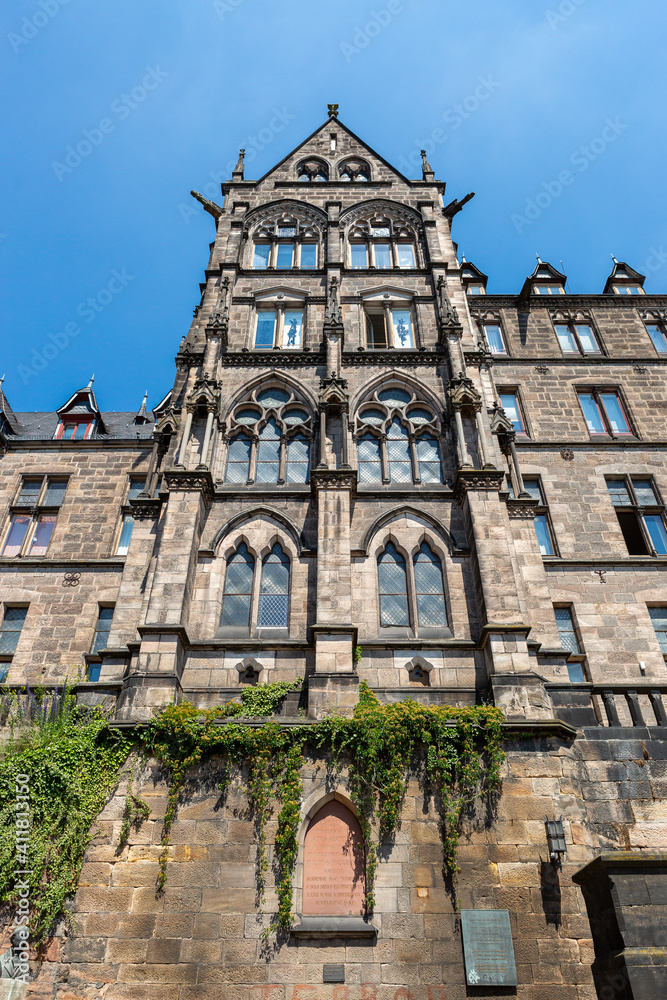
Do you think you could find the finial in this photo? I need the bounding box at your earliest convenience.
[420,149,434,180]
[460,252,466,263]
[86,374,95,389]
[611,253,618,264]
[536,254,542,263]
[232,149,245,180]
[327,103,339,119]
[0,374,5,390]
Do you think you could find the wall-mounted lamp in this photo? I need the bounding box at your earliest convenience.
[545,818,567,866]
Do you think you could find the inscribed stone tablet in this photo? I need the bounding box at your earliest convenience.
[461,909,518,987]
[302,801,365,916]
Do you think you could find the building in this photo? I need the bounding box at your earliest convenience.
[2,108,667,999]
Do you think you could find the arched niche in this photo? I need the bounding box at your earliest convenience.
[302,801,365,917]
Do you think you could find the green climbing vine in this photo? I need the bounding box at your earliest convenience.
[0,678,504,941]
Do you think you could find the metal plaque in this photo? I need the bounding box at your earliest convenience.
[461,910,518,987]
[323,964,345,983]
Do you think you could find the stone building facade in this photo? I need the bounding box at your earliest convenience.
[2,109,667,999]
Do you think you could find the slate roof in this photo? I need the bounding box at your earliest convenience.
[6,412,155,440]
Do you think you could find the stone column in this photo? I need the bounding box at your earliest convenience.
[308,469,359,717]
[176,407,194,468]
[197,408,215,470]
[453,408,473,468]
[474,406,494,469]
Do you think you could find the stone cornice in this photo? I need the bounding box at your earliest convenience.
[490,356,667,366]
[219,353,326,367]
[475,294,667,307]
[516,439,667,449]
[129,497,163,520]
[342,351,448,366]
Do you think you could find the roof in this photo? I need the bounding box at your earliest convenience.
[7,412,154,441]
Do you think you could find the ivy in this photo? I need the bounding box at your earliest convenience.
[0,679,504,941]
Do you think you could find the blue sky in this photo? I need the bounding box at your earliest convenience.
[1,0,665,413]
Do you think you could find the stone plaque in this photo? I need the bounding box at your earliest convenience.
[302,801,365,916]
[461,909,518,987]
[322,964,345,983]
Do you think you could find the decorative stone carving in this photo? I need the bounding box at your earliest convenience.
[129,497,163,520]
[447,375,481,412]
[310,469,357,496]
[453,470,504,504]
[164,469,214,506]
[560,448,575,461]
[325,277,343,326]
[436,276,462,336]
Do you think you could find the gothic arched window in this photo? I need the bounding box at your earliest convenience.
[355,385,443,486]
[220,543,255,628]
[413,543,447,627]
[345,210,419,270]
[249,210,322,271]
[258,543,290,628]
[377,542,409,627]
[224,387,312,486]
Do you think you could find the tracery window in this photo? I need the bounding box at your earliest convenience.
[297,158,329,182]
[249,211,321,270]
[338,158,371,182]
[346,212,419,270]
[377,540,448,632]
[219,541,291,633]
[224,385,312,485]
[355,385,443,485]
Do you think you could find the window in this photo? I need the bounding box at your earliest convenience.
[413,543,447,627]
[350,244,368,269]
[347,219,417,270]
[221,544,255,629]
[499,392,526,434]
[257,543,290,628]
[338,159,371,182]
[254,309,303,350]
[127,478,146,501]
[57,420,92,439]
[356,387,443,486]
[378,542,409,627]
[508,477,556,555]
[397,244,415,268]
[483,323,507,355]
[534,284,564,295]
[1,476,67,557]
[116,515,134,556]
[554,606,586,682]
[578,391,632,437]
[554,322,601,355]
[364,307,415,349]
[466,284,486,295]
[646,323,667,355]
[0,607,27,656]
[607,477,667,556]
[297,160,328,182]
[649,608,667,657]
[224,386,312,486]
[613,284,643,295]
[276,243,294,268]
[252,244,271,269]
[299,244,317,268]
[91,606,114,654]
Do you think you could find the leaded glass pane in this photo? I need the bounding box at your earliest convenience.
[221,544,254,628]
[225,436,251,483]
[378,542,409,627]
[277,227,296,237]
[0,607,27,654]
[282,310,303,349]
[414,544,447,628]
[17,480,41,506]
[554,607,580,653]
[607,480,631,505]
[357,436,382,484]
[2,516,30,557]
[522,479,543,502]
[391,310,414,349]
[258,388,290,408]
[28,515,56,556]
[633,480,658,505]
[286,436,310,484]
[255,312,276,348]
[283,409,308,426]
[253,244,270,269]
[360,408,385,426]
[416,435,442,483]
[235,408,260,426]
[126,479,145,502]
[258,545,289,627]
[408,408,433,425]
[387,420,412,483]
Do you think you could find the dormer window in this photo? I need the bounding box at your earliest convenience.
[56,419,93,440]
[534,284,564,295]
[613,284,644,295]
[466,283,485,295]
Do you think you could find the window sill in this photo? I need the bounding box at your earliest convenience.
[291,916,376,939]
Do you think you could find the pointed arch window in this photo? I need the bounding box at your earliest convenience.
[357,434,382,484]
[258,543,290,628]
[416,434,442,483]
[286,435,310,483]
[225,435,252,484]
[220,543,255,628]
[413,543,447,627]
[377,542,409,627]
[256,420,282,484]
[386,420,412,483]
